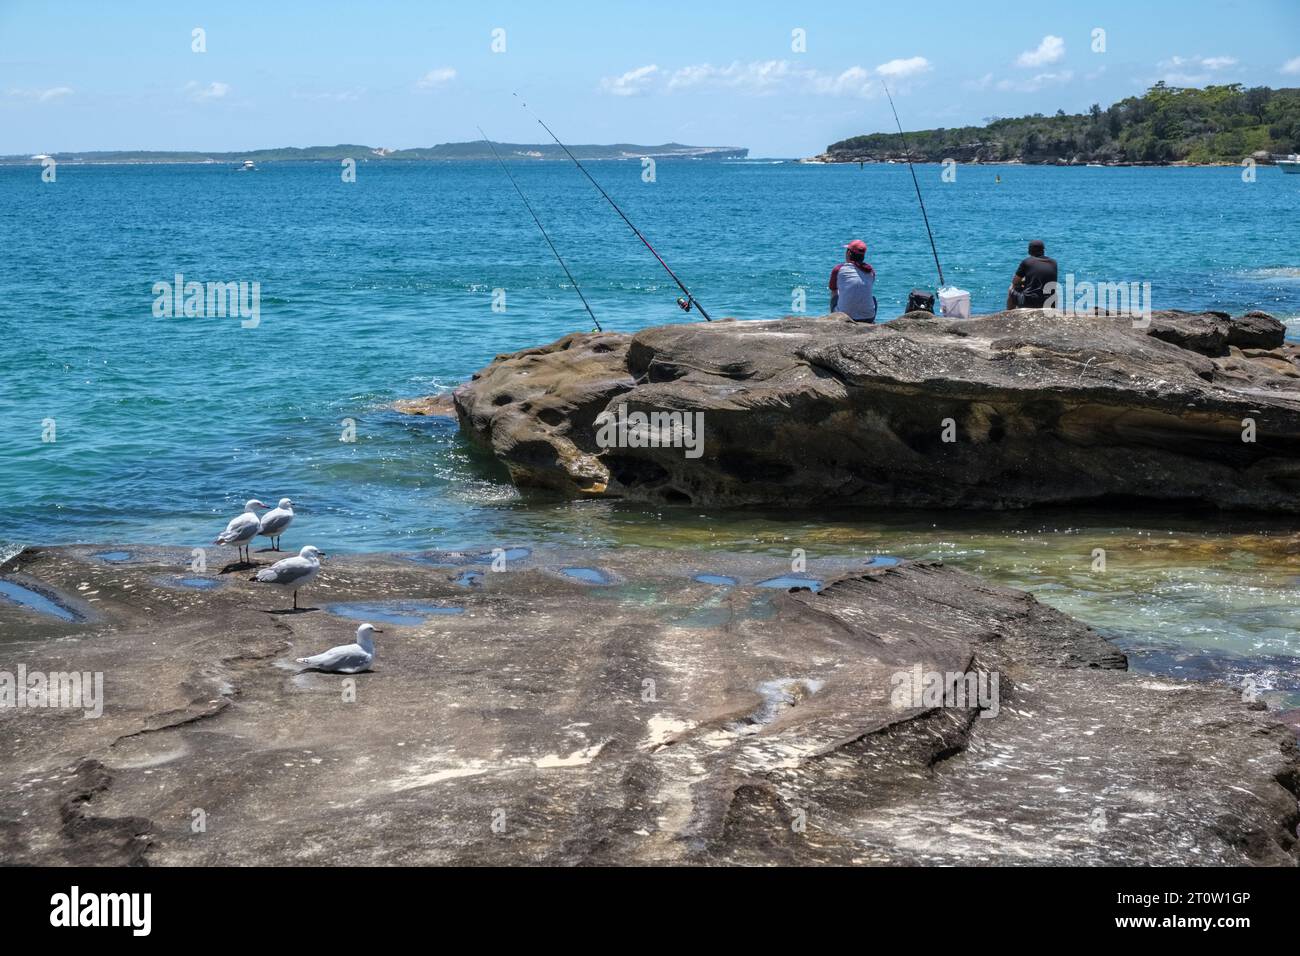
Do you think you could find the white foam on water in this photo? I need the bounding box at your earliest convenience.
[0,541,24,567]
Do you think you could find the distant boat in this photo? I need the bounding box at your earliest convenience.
[1085,163,1104,168]
[1278,155,1300,175]
[235,159,256,172]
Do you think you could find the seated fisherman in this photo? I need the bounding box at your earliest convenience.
[1006,239,1058,309]
[830,239,878,323]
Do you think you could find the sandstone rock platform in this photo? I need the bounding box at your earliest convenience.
[2,544,1295,865]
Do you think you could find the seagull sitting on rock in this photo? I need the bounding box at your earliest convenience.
[296,622,382,673]
[258,497,295,551]
[214,499,270,564]
[250,544,324,609]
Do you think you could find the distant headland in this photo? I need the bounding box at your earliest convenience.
[0,140,749,165]
[806,82,1300,166]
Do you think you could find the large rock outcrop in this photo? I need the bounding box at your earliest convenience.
[452,310,1300,510]
[2,545,1296,865]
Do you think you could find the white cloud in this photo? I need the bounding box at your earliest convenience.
[7,86,73,102]
[292,89,364,103]
[996,70,1074,93]
[417,67,456,89]
[186,81,229,101]
[876,56,931,79]
[1017,36,1065,68]
[1281,56,1300,75]
[811,66,874,97]
[600,57,928,98]
[1156,55,1239,85]
[600,64,660,96]
[667,60,798,93]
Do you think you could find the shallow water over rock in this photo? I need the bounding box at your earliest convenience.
[756,575,824,592]
[173,576,221,590]
[324,600,465,626]
[558,567,614,585]
[693,573,738,586]
[0,578,78,621]
[91,550,132,563]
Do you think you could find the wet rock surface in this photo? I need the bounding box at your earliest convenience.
[1,545,1296,866]
[450,310,1300,510]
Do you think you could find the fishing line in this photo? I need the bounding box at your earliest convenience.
[478,126,603,332]
[882,82,946,288]
[514,93,713,321]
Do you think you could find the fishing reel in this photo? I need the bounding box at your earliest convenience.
[677,296,693,313]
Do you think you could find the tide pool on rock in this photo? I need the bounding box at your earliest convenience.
[693,573,738,586]
[325,600,464,625]
[0,578,80,622]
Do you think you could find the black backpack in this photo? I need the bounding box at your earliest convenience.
[906,289,935,313]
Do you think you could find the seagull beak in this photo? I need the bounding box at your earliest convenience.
[373,628,385,634]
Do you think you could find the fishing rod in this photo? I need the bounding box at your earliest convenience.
[514,93,713,321]
[478,126,602,332]
[882,82,946,288]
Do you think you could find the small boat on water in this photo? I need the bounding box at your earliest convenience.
[1086,163,1104,168]
[235,159,256,172]
[1278,155,1300,174]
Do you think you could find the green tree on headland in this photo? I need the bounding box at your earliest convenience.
[825,84,1300,165]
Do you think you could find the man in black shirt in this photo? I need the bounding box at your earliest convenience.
[1005,239,1058,310]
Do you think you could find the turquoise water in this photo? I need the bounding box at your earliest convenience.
[3,159,1299,550]
[2,160,1299,701]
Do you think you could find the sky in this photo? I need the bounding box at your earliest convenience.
[2,0,1299,157]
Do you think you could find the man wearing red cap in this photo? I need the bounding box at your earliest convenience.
[829,240,877,323]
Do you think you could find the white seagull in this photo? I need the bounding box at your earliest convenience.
[258,497,295,551]
[296,622,382,673]
[214,499,270,564]
[250,544,324,609]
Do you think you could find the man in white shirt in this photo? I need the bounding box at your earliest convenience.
[829,239,878,323]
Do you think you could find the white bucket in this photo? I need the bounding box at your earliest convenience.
[938,286,971,319]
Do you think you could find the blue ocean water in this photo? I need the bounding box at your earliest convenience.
[2,158,1299,701]
[3,159,1299,554]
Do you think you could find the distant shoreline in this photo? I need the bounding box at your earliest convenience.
[0,141,749,166]
[0,157,751,167]
[1,156,1267,169]
[800,155,1279,169]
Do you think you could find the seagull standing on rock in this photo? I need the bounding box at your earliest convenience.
[214,499,270,564]
[296,622,382,673]
[258,497,295,551]
[250,545,324,609]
